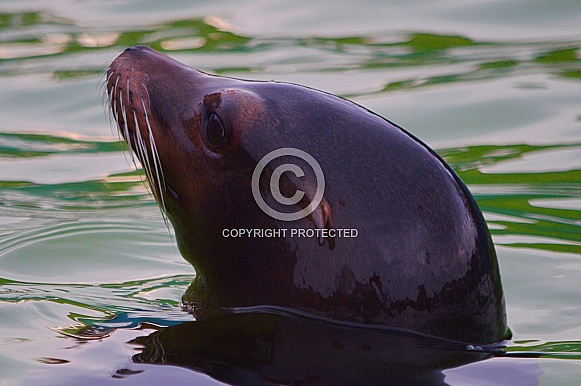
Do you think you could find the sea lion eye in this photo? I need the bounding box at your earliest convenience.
[205,112,227,147]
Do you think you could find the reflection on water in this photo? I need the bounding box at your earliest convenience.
[1,1,580,384]
[131,306,501,386]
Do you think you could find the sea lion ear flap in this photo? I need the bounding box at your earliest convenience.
[312,199,335,248]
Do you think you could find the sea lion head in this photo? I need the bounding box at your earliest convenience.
[106,45,336,304]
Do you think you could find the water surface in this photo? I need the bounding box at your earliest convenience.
[1,1,580,384]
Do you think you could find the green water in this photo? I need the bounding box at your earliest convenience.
[0,0,580,384]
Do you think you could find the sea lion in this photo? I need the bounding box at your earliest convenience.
[106,45,510,344]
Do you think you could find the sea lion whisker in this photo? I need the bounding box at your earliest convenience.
[129,84,153,183]
[110,72,118,107]
[112,74,125,143]
[119,89,138,167]
[133,108,155,191]
[119,89,130,147]
[99,69,111,105]
[110,74,121,131]
[141,96,168,217]
[100,66,111,82]
[102,73,117,133]
[105,72,119,139]
[119,93,134,162]
[100,82,109,113]
[133,106,162,214]
[113,77,139,171]
[140,81,151,104]
[134,121,161,208]
[104,71,115,105]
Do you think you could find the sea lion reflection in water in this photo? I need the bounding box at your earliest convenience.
[106,46,510,345]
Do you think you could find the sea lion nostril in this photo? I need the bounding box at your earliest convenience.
[123,45,148,54]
